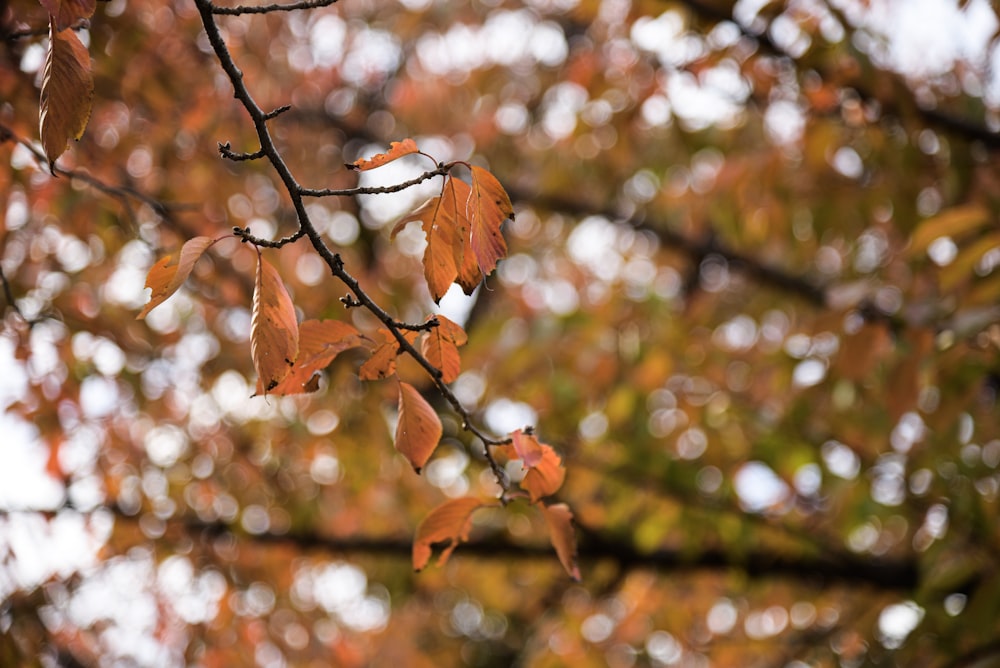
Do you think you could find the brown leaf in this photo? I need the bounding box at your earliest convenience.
[467,166,512,277]
[412,497,484,572]
[509,429,544,468]
[395,380,443,472]
[39,21,94,168]
[253,319,364,396]
[420,315,467,383]
[540,502,581,581]
[348,138,419,171]
[137,236,222,320]
[520,444,565,503]
[38,0,96,31]
[251,255,299,395]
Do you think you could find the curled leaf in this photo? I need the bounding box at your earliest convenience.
[251,255,299,395]
[39,20,94,168]
[253,319,364,396]
[509,429,544,468]
[468,166,512,277]
[137,236,222,319]
[540,502,581,581]
[412,497,484,572]
[348,138,419,171]
[520,443,566,503]
[395,380,443,473]
[420,315,467,383]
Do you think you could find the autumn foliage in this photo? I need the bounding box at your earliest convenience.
[4,0,1000,666]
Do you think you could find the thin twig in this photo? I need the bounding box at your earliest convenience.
[194,0,512,487]
[300,165,451,198]
[210,0,339,15]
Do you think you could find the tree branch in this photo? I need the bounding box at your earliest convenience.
[210,0,339,15]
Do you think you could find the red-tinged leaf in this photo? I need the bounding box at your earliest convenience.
[251,255,299,395]
[412,497,484,572]
[509,429,545,468]
[421,315,467,383]
[38,0,96,31]
[521,444,565,502]
[348,138,419,171]
[253,319,364,396]
[137,236,222,320]
[39,21,94,168]
[396,380,443,472]
[540,502,581,581]
[468,166,512,277]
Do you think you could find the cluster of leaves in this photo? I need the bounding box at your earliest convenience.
[4,0,1000,665]
[135,138,579,579]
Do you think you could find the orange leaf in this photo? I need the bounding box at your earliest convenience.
[394,194,460,302]
[39,0,96,31]
[509,429,544,468]
[359,329,416,381]
[39,21,94,168]
[137,236,222,320]
[254,319,364,396]
[348,138,419,171]
[467,166,512,277]
[448,178,482,295]
[420,315,467,383]
[412,497,484,572]
[251,255,299,395]
[521,444,565,502]
[540,502,581,581]
[395,380,443,472]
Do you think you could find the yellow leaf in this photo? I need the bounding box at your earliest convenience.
[540,503,581,581]
[39,21,94,168]
[251,255,299,395]
[396,380,443,473]
[412,497,484,572]
[467,166,512,277]
[137,236,222,320]
[348,138,419,171]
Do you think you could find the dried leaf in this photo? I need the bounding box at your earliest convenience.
[137,236,221,320]
[359,329,416,381]
[348,138,419,171]
[396,380,443,473]
[520,444,566,503]
[253,319,364,396]
[467,166,512,277]
[38,0,96,31]
[420,315,467,383]
[540,503,581,581]
[393,194,460,302]
[251,255,299,395]
[39,21,94,168]
[412,497,484,572]
[509,429,545,468]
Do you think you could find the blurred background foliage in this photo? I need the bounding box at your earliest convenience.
[2,0,1000,665]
